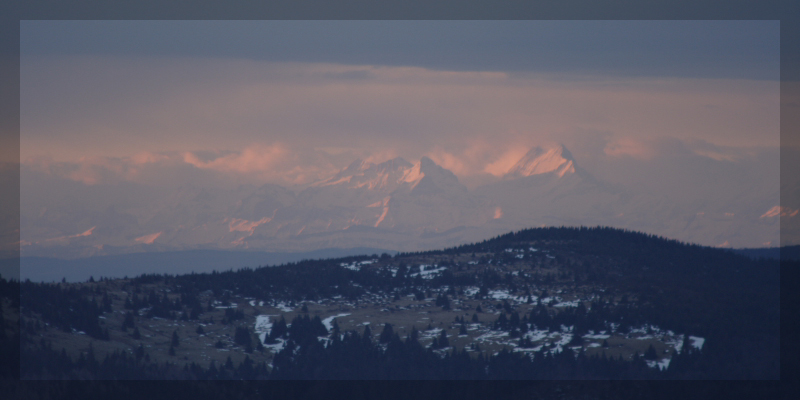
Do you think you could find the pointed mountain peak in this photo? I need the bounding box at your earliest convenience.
[504,144,577,179]
[555,143,575,161]
[344,158,366,171]
[419,156,436,167]
[418,156,458,181]
[313,157,415,190]
[375,157,412,171]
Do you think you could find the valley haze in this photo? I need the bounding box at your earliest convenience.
[18,143,782,256]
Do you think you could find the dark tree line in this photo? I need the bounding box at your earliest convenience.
[11,226,782,380]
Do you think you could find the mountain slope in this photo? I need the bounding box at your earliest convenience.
[504,144,576,179]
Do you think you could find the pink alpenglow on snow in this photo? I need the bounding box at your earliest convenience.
[134,232,162,244]
[760,206,799,218]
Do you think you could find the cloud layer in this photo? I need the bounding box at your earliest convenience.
[22,57,779,170]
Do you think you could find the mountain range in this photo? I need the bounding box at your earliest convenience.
[16,144,783,259]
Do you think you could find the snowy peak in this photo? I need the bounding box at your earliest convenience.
[406,156,468,196]
[399,156,461,189]
[314,157,413,190]
[504,144,576,179]
[418,156,460,184]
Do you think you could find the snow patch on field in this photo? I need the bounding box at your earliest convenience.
[553,300,580,308]
[408,265,448,279]
[263,339,287,353]
[254,315,277,344]
[689,336,705,350]
[340,259,378,271]
[583,332,610,339]
[273,302,294,312]
[321,313,350,331]
[463,286,480,297]
[212,300,238,309]
[647,357,672,370]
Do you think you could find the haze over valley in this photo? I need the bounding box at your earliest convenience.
[17,142,783,264]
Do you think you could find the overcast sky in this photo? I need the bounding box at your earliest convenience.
[20,20,780,187]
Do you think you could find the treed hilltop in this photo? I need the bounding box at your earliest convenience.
[4,227,780,381]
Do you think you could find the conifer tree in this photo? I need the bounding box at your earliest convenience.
[122,312,135,331]
[363,324,372,343]
[407,326,419,343]
[379,323,394,344]
[331,319,340,338]
[439,329,449,348]
[644,344,658,360]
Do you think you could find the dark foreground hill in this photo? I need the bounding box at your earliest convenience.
[1,227,785,397]
[729,244,800,261]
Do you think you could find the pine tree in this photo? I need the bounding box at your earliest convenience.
[644,344,658,360]
[235,326,252,347]
[256,338,265,352]
[122,312,135,331]
[379,323,394,344]
[171,330,180,347]
[408,326,419,343]
[363,325,372,343]
[439,329,449,348]
[135,343,145,362]
[331,319,340,338]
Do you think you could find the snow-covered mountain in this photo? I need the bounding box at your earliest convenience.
[16,144,783,259]
[477,144,621,231]
[504,144,576,179]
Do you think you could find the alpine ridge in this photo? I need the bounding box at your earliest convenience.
[18,144,781,258]
[504,144,576,179]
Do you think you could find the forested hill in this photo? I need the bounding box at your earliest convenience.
[410,226,780,353]
[6,226,781,388]
[729,244,800,261]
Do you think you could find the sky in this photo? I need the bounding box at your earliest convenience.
[19,20,780,188]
